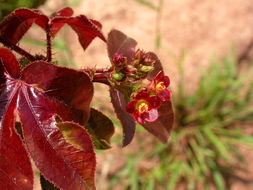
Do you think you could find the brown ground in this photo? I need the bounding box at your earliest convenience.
[31,0,253,189]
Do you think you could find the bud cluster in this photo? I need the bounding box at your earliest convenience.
[110,49,155,84]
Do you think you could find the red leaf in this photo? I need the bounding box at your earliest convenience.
[109,88,135,146]
[142,101,174,143]
[0,8,48,44]
[0,49,96,190]
[50,7,73,18]
[107,29,137,64]
[21,61,94,124]
[0,49,33,190]
[0,48,20,78]
[51,15,106,50]
[0,87,33,190]
[0,7,105,51]
[17,81,95,190]
[46,7,74,38]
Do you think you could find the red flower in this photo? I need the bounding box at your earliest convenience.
[126,90,161,124]
[148,71,171,101]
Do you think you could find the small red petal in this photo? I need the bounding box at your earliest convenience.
[126,100,137,113]
[143,109,159,122]
[158,89,171,101]
[148,96,161,108]
[133,111,145,124]
[135,90,149,99]
[160,75,170,87]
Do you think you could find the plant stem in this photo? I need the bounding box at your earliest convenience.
[92,73,111,86]
[46,23,52,62]
[0,37,36,61]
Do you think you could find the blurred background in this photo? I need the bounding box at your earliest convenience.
[1,0,253,189]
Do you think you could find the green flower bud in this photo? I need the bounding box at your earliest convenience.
[140,65,154,73]
[112,72,125,81]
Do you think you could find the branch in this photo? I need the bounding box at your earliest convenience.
[0,37,36,61]
[92,73,111,86]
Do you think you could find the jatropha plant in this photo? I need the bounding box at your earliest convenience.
[0,7,174,190]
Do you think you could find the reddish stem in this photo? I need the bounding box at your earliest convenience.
[46,23,52,62]
[0,37,36,61]
[92,73,111,86]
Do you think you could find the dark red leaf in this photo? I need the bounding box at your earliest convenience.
[17,85,96,190]
[50,7,73,18]
[0,7,105,52]
[0,50,33,190]
[0,8,48,44]
[109,88,135,146]
[47,7,74,38]
[0,87,33,190]
[87,108,114,149]
[21,61,94,124]
[142,101,174,143]
[107,29,137,63]
[0,49,96,190]
[51,16,106,50]
[0,48,20,78]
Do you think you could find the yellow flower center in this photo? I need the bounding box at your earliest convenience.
[156,81,166,91]
[136,100,149,113]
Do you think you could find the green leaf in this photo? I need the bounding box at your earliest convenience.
[203,127,231,162]
[166,162,183,190]
[212,168,225,190]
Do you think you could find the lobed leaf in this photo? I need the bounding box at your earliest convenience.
[0,87,34,190]
[109,88,136,146]
[0,8,48,44]
[0,49,33,190]
[17,83,95,190]
[21,61,94,124]
[51,16,106,50]
[87,108,115,149]
[0,7,105,51]
[0,48,96,190]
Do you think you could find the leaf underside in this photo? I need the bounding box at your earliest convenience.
[109,88,136,147]
[87,108,115,149]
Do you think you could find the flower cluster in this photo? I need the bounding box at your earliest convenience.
[110,49,155,84]
[126,71,171,124]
